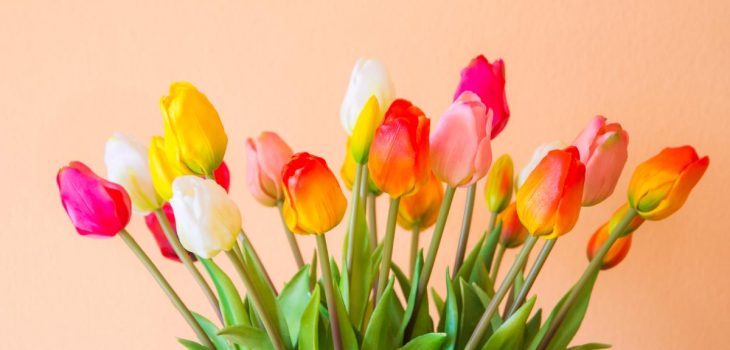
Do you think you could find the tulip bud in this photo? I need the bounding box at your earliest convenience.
[498,202,528,248]
[340,58,395,135]
[431,92,492,187]
[144,203,195,263]
[149,136,193,201]
[369,99,430,198]
[245,132,293,207]
[628,146,709,220]
[350,95,381,163]
[282,152,347,235]
[517,141,567,189]
[572,116,629,206]
[587,224,633,270]
[169,176,242,259]
[397,172,444,230]
[341,138,381,195]
[485,154,514,213]
[453,55,509,139]
[608,203,645,237]
[516,147,585,239]
[213,161,231,193]
[57,161,131,238]
[104,133,163,213]
[161,82,227,176]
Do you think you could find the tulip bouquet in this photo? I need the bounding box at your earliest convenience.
[57,55,709,350]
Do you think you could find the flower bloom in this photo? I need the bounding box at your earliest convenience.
[430,92,492,187]
[57,162,131,238]
[369,99,430,198]
[485,154,514,213]
[628,146,709,220]
[341,138,381,195]
[282,152,347,235]
[149,136,193,201]
[169,176,242,258]
[608,203,645,236]
[517,141,567,188]
[397,172,444,230]
[340,58,395,135]
[587,223,633,270]
[572,116,629,206]
[104,133,163,213]
[498,202,528,248]
[161,82,227,176]
[144,203,195,263]
[453,55,509,138]
[245,132,293,206]
[213,161,231,193]
[349,96,381,163]
[516,147,585,239]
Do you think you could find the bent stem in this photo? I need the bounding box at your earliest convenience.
[276,202,305,268]
[376,197,401,301]
[118,230,215,349]
[316,235,343,350]
[154,209,222,323]
[345,163,366,272]
[409,224,421,279]
[452,183,477,278]
[464,235,539,350]
[506,238,556,317]
[489,244,507,283]
[537,209,638,350]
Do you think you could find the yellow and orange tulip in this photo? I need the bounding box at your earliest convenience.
[485,154,514,213]
[341,138,381,195]
[587,223,633,270]
[498,202,528,248]
[397,172,444,230]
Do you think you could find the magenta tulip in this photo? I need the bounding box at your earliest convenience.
[453,55,509,139]
[246,131,294,206]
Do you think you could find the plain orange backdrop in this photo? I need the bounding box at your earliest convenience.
[1,1,728,349]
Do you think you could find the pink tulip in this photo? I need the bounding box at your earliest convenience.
[572,116,629,206]
[453,55,509,139]
[430,91,492,187]
[246,131,294,206]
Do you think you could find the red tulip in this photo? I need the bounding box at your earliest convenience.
[213,161,231,192]
[453,55,510,139]
[144,203,195,262]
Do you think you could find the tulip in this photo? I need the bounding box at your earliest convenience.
[498,202,528,248]
[149,136,193,201]
[104,133,163,213]
[369,99,430,198]
[213,161,231,192]
[341,138,381,195]
[572,116,629,206]
[517,141,567,188]
[608,203,645,236]
[57,161,131,237]
[516,147,585,239]
[587,224,633,270]
[397,172,444,230]
[245,131,293,206]
[485,154,514,213]
[161,82,227,176]
[453,55,509,138]
[431,92,492,187]
[144,203,195,262]
[340,58,395,135]
[169,176,242,259]
[281,152,347,235]
[349,95,381,163]
[628,146,709,220]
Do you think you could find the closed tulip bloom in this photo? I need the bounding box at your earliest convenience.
[161,82,227,176]
[431,91,492,187]
[105,133,163,213]
[516,147,585,239]
[149,136,193,201]
[57,161,132,238]
[213,161,231,192]
[341,139,381,195]
[587,223,633,270]
[369,99,430,198]
[282,153,347,235]
[397,172,444,230]
[169,176,242,258]
[245,132,293,206]
[485,154,514,213]
[340,58,395,135]
[608,203,645,237]
[572,116,629,206]
[517,141,567,188]
[144,203,195,263]
[453,55,510,138]
[628,146,709,220]
[498,202,528,248]
[349,95,381,163]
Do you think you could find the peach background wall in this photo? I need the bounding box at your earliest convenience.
[1,1,728,349]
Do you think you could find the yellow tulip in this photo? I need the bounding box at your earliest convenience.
[484,154,514,213]
[341,138,381,195]
[149,136,193,201]
[349,95,381,164]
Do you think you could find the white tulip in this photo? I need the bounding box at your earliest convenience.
[340,58,395,134]
[104,132,162,213]
[169,176,242,258]
[517,140,568,188]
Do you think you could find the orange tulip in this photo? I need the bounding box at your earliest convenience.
[628,146,709,220]
[516,147,585,239]
[368,99,430,198]
[397,172,444,230]
[607,203,645,237]
[587,224,633,270]
[498,202,528,248]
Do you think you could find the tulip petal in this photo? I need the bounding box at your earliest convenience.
[430,103,480,187]
[582,130,628,206]
[639,156,709,220]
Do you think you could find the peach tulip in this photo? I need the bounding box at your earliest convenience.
[245,132,293,207]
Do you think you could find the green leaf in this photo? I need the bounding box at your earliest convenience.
[442,270,459,350]
[480,220,503,272]
[469,282,502,333]
[481,297,536,350]
[454,235,486,284]
[431,288,444,316]
[457,280,487,350]
[218,324,273,350]
[200,258,249,327]
[391,261,411,298]
[524,309,542,346]
[278,264,313,345]
[330,258,360,350]
[347,194,374,329]
[469,259,494,296]
[299,285,321,350]
[567,343,611,350]
[177,338,210,350]
[398,333,448,350]
[400,252,432,340]
[362,278,404,350]
[192,312,233,350]
[543,269,600,350]
[309,250,318,291]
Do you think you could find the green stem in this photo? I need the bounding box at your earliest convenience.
[464,235,539,350]
[482,212,499,271]
[316,235,343,350]
[409,223,421,279]
[376,197,401,301]
[118,230,215,349]
[346,163,365,273]
[537,209,638,350]
[507,238,556,317]
[154,209,222,323]
[367,193,378,250]
[452,183,477,278]
[227,248,287,350]
[276,202,305,268]
[489,244,506,283]
[239,230,278,295]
